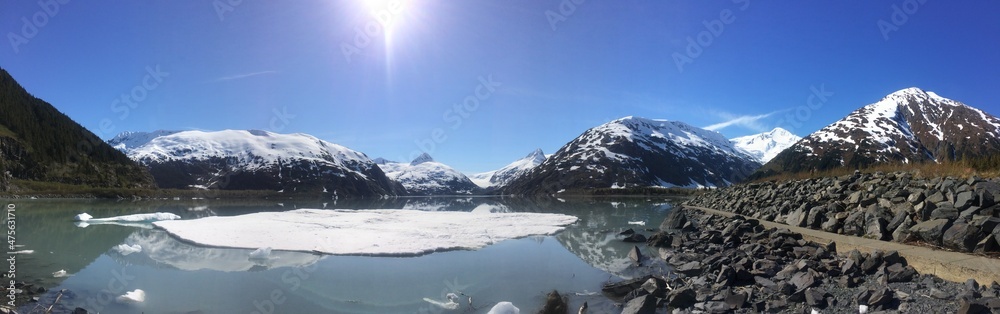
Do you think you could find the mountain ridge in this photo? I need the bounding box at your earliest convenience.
[755,87,1000,178]
[109,129,405,197]
[502,116,762,194]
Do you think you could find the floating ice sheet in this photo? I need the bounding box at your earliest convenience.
[153,209,578,256]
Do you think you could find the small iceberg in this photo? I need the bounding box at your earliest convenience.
[487,302,519,314]
[116,289,145,304]
[627,221,646,226]
[113,244,143,256]
[52,269,70,278]
[75,212,181,223]
[248,247,272,260]
[10,250,33,254]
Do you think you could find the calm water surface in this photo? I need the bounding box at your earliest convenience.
[9,197,682,313]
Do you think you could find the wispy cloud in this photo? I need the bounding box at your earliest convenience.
[703,109,787,132]
[210,70,277,82]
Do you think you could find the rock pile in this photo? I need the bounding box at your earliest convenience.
[686,171,1000,253]
[603,207,995,313]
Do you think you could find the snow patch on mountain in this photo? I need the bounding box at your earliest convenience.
[378,154,481,195]
[110,130,373,172]
[730,128,801,163]
[469,149,547,188]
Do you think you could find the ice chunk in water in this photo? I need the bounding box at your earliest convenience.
[487,302,519,314]
[116,289,145,304]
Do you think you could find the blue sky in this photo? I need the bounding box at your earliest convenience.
[2,1,999,173]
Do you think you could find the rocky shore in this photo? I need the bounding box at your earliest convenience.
[602,206,996,313]
[686,171,1000,254]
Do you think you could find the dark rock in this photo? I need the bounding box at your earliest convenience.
[893,217,917,242]
[675,261,702,276]
[602,275,653,298]
[978,182,1000,208]
[619,228,635,236]
[628,245,643,266]
[805,287,827,308]
[956,191,978,211]
[958,299,990,314]
[538,290,568,314]
[621,294,657,314]
[667,286,697,309]
[646,232,672,248]
[886,263,917,283]
[724,291,747,310]
[976,234,1000,253]
[910,219,953,245]
[943,222,981,252]
[932,205,960,220]
[699,301,729,313]
[929,288,952,299]
[861,250,884,274]
[868,286,895,308]
[640,278,667,298]
[806,206,826,228]
[865,217,890,240]
[785,207,807,227]
[928,191,948,204]
[72,308,89,314]
[661,209,688,230]
[882,250,904,266]
[790,272,816,290]
[887,210,910,234]
[623,233,647,243]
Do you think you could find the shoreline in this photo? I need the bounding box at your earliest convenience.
[606,206,992,312]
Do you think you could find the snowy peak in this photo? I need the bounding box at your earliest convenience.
[109,129,404,196]
[524,148,546,162]
[411,153,434,165]
[470,149,548,188]
[503,116,762,194]
[379,157,481,195]
[730,128,801,163]
[109,130,182,151]
[757,88,1000,176]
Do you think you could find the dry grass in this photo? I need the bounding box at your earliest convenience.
[753,161,1000,183]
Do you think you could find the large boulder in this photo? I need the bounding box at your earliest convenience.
[942,222,981,252]
[661,209,689,230]
[621,294,657,314]
[910,219,953,245]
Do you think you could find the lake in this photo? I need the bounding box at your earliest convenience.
[8,196,682,313]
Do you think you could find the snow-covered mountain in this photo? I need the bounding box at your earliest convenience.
[757,87,1000,176]
[469,149,547,188]
[730,128,801,163]
[376,153,482,196]
[502,116,762,194]
[109,130,405,196]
